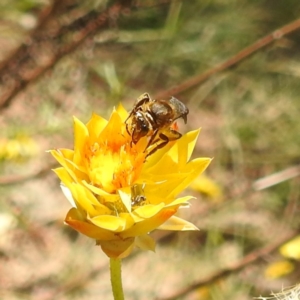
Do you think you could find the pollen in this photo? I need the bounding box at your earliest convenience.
[84,128,146,194]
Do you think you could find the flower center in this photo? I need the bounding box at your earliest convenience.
[86,138,147,194]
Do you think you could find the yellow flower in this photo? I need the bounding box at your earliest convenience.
[0,135,38,162]
[264,260,294,279]
[50,104,211,258]
[280,235,300,260]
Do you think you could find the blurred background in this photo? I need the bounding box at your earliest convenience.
[1,0,300,299]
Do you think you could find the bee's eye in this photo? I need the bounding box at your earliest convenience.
[136,116,148,131]
[141,122,148,131]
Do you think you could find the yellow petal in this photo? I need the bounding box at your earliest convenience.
[53,167,73,185]
[74,184,112,216]
[143,153,211,197]
[54,148,74,160]
[169,157,212,198]
[144,178,195,206]
[186,129,201,161]
[86,113,107,141]
[51,150,76,181]
[167,129,200,165]
[158,215,199,231]
[142,179,186,205]
[118,188,132,212]
[90,213,134,232]
[142,171,189,184]
[264,260,294,279]
[99,110,124,143]
[53,172,106,217]
[82,181,119,202]
[135,234,156,251]
[143,130,200,171]
[280,236,300,260]
[74,183,104,207]
[116,103,129,122]
[65,208,116,240]
[99,237,135,259]
[143,150,178,175]
[60,182,76,207]
[73,117,89,165]
[165,196,193,208]
[60,184,111,219]
[122,207,178,238]
[143,142,174,169]
[51,149,88,182]
[133,203,165,219]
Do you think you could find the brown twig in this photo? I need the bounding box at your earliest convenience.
[154,18,300,100]
[253,165,300,191]
[157,230,298,300]
[0,0,62,71]
[0,0,134,109]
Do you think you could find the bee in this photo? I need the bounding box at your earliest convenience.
[125,93,189,156]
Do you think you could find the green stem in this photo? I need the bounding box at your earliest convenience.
[110,258,125,300]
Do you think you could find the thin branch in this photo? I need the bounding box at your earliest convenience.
[157,230,298,300]
[253,165,300,191]
[154,18,300,100]
[0,0,134,109]
[0,0,62,71]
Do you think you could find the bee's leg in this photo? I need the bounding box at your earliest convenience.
[125,111,134,136]
[167,129,182,141]
[130,127,138,147]
[146,133,169,157]
[126,123,130,136]
[136,93,151,104]
[145,129,158,149]
[146,130,182,157]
